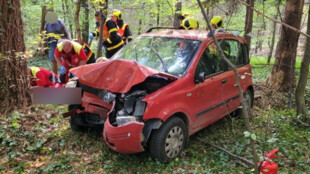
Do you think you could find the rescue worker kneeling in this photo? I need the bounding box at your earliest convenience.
[54,39,88,83]
[28,67,62,88]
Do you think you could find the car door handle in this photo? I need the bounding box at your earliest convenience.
[221,79,227,84]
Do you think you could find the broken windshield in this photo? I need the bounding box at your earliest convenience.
[112,36,202,77]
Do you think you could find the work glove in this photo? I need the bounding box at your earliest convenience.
[60,65,66,75]
[89,33,94,39]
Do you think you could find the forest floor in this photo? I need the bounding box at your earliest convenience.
[0,56,309,173]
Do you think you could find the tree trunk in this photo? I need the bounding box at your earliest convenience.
[75,0,82,42]
[244,0,255,50]
[40,6,47,33]
[267,0,280,64]
[0,0,31,114]
[295,7,310,116]
[267,0,304,91]
[173,1,182,28]
[65,0,74,39]
[97,0,108,58]
[157,3,160,26]
[138,18,142,35]
[81,0,89,44]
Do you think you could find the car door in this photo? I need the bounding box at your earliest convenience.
[219,39,251,113]
[192,43,229,130]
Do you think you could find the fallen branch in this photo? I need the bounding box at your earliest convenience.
[236,0,310,38]
[197,138,254,167]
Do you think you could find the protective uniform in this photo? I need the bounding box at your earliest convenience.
[30,67,62,87]
[54,41,88,83]
[113,10,133,44]
[102,19,124,58]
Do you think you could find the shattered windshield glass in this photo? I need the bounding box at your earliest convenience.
[113,36,202,77]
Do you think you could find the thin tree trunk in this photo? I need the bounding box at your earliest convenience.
[157,3,160,26]
[65,0,74,39]
[138,18,142,35]
[0,0,31,114]
[81,0,89,44]
[75,0,82,42]
[295,7,310,116]
[267,0,304,91]
[97,0,108,58]
[244,0,255,50]
[173,1,182,28]
[267,0,280,64]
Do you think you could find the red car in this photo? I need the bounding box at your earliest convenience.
[65,29,254,162]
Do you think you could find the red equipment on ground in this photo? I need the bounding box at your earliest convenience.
[259,149,279,174]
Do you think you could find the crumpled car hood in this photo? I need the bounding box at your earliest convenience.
[70,59,177,93]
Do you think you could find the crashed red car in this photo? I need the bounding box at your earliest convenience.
[65,29,254,162]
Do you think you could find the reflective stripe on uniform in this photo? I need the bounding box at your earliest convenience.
[109,28,118,33]
[57,41,82,54]
[107,40,124,51]
[107,38,112,44]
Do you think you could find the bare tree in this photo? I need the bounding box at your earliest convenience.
[0,0,31,113]
[244,0,255,50]
[295,7,310,116]
[81,0,90,44]
[267,0,281,64]
[267,0,304,91]
[96,0,108,58]
[75,0,82,42]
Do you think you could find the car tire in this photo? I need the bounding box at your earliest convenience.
[243,89,253,112]
[231,89,253,118]
[68,105,85,132]
[149,117,188,162]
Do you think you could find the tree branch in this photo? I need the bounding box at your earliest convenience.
[236,0,310,38]
[198,138,254,167]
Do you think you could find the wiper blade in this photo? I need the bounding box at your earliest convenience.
[150,46,168,73]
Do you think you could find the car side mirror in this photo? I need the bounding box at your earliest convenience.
[195,72,205,84]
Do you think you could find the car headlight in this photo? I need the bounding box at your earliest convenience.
[65,80,77,88]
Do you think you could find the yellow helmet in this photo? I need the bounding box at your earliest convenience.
[182,12,190,18]
[112,9,121,19]
[181,17,199,30]
[210,16,223,28]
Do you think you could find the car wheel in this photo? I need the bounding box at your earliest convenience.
[68,105,85,132]
[149,117,188,162]
[231,89,253,118]
[243,89,253,112]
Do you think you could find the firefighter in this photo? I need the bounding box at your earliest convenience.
[177,12,190,28]
[180,17,199,30]
[54,40,88,83]
[210,16,223,29]
[28,67,62,88]
[112,9,133,44]
[208,16,224,37]
[89,11,124,58]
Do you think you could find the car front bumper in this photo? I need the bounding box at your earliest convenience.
[103,117,145,154]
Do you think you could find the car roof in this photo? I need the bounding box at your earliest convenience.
[141,29,247,44]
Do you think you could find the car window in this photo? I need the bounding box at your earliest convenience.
[195,43,223,80]
[219,39,247,70]
[113,36,201,77]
